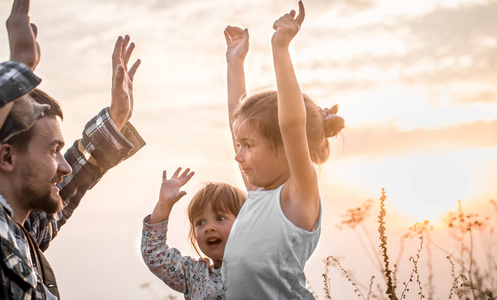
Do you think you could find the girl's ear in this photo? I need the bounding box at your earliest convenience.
[0,144,15,172]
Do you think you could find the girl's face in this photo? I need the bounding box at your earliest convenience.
[232,118,289,190]
[193,204,236,268]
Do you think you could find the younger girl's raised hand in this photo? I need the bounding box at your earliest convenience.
[158,167,195,205]
[224,26,249,64]
[150,167,194,224]
[271,0,305,48]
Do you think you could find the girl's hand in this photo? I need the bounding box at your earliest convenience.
[271,1,305,49]
[224,26,249,64]
[149,167,194,224]
[158,167,195,206]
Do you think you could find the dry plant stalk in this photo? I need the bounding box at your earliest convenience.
[378,188,397,300]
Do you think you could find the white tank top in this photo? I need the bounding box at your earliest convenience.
[222,184,321,299]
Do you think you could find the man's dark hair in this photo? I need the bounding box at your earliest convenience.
[6,88,63,152]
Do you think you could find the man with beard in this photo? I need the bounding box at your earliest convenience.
[0,0,145,298]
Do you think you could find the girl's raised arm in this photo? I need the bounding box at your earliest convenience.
[272,1,320,231]
[224,26,256,191]
[225,26,249,123]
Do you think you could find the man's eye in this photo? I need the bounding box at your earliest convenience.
[52,145,62,155]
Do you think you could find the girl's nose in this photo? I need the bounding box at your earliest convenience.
[204,221,217,232]
[235,148,244,163]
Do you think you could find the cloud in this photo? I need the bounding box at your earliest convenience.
[342,119,497,158]
[404,2,497,56]
[452,90,497,104]
[293,2,497,94]
[315,0,377,15]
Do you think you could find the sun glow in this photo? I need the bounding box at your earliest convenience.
[324,147,497,224]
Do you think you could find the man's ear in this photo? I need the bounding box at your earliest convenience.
[0,144,15,172]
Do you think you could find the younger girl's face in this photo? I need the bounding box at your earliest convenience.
[232,118,289,190]
[193,204,236,269]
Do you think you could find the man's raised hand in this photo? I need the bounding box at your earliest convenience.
[110,35,141,131]
[7,0,41,70]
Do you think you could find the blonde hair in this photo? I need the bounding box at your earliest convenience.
[187,182,246,257]
[232,90,345,164]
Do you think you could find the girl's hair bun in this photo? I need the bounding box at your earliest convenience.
[321,104,345,138]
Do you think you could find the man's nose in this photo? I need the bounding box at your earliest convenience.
[57,154,72,176]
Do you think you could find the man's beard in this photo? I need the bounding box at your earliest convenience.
[21,167,62,214]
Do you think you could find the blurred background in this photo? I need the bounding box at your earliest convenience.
[1,0,496,298]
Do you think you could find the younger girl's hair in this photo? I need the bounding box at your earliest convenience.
[187,182,246,257]
[231,90,345,165]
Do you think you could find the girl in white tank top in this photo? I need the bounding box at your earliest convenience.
[223,1,345,298]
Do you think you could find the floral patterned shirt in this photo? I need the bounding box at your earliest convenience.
[141,215,225,300]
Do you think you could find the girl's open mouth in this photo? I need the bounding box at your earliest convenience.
[207,238,222,246]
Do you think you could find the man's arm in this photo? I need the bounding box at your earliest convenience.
[24,36,145,250]
[2,0,44,135]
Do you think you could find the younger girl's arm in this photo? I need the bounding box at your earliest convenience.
[272,1,320,231]
[142,217,218,296]
[149,167,194,224]
[224,26,257,191]
[142,168,199,293]
[142,168,222,296]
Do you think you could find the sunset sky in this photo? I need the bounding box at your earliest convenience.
[1,0,496,298]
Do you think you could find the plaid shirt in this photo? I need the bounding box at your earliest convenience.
[0,107,145,299]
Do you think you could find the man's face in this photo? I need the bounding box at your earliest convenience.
[15,116,72,213]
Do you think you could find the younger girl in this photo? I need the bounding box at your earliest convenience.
[222,1,345,299]
[141,167,246,299]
